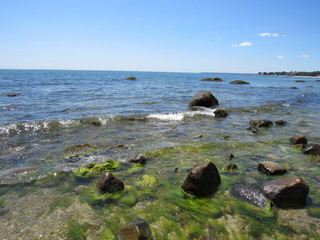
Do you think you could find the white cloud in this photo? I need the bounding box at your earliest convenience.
[276,56,285,59]
[258,33,279,37]
[302,54,309,58]
[232,42,252,47]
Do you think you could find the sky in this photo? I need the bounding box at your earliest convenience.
[0,0,319,73]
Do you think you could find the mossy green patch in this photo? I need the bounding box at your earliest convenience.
[65,144,97,159]
[74,161,121,177]
[138,175,159,188]
[66,219,91,240]
[307,207,320,218]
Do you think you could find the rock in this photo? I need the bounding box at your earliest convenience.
[138,175,159,188]
[5,146,30,153]
[303,143,320,156]
[214,109,228,118]
[225,164,238,171]
[258,161,287,175]
[247,126,260,134]
[189,106,210,111]
[232,184,269,207]
[181,161,221,196]
[125,77,137,80]
[229,80,250,84]
[290,87,298,89]
[290,135,308,146]
[225,153,234,160]
[201,77,223,82]
[295,80,305,82]
[194,134,203,139]
[128,155,147,164]
[250,120,273,127]
[275,120,287,125]
[260,176,309,208]
[5,93,21,97]
[117,218,151,240]
[96,173,124,194]
[188,91,219,109]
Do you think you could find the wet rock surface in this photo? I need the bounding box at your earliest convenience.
[225,164,238,171]
[303,143,320,156]
[229,80,250,84]
[125,77,137,80]
[188,91,219,109]
[232,184,269,207]
[181,161,221,196]
[214,109,228,118]
[290,135,308,146]
[128,155,148,164]
[275,120,287,125]
[258,161,287,175]
[96,173,124,194]
[201,77,223,82]
[250,120,273,127]
[260,177,309,208]
[117,218,151,240]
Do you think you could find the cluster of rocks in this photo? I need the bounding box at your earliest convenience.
[200,77,250,84]
[290,134,320,156]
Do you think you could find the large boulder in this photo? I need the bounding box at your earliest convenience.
[181,161,221,196]
[232,184,269,207]
[258,161,287,175]
[260,177,309,208]
[117,218,151,240]
[303,143,320,156]
[96,173,124,194]
[188,91,219,109]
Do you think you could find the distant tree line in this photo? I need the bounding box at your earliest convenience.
[258,71,320,77]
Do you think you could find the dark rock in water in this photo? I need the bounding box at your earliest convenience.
[260,176,309,208]
[275,120,287,125]
[229,80,250,84]
[226,164,238,171]
[250,120,273,127]
[303,143,320,156]
[290,87,298,89]
[96,173,124,194]
[181,161,221,197]
[214,109,228,118]
[295,80,305,82]
[258,161,287,175]
[5,93,21,97]
[232,184,268,207]
[247,126,260,134]
[290,135,308,146]
[188,91,219,109]
[117,218,151,240]
[225,153,234,160]
[201,77,223,82]
[125,76,137,80]
[189,106,209,111]
[194,134,203,139]
[128,155,147,164]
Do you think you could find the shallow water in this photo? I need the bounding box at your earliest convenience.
[0,70,320,239]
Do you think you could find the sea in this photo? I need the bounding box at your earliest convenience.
[0,69,320,239]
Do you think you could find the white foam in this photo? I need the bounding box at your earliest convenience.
[147,109,216,121]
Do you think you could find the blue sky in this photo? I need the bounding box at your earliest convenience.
[0,0,319,73]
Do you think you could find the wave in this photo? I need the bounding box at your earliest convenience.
[147,109,216,121]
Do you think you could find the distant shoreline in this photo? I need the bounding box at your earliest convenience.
[258,71,320,78]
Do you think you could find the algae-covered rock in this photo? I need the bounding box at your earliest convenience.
[225,164,238,171]
[214,109,228,118]
[96,173,124,194]
[138,175,159,188]
[303,143,320,156]
[250,120,273,128]
[65,144,97,159]
[258,161,287,175]
[117,218,151,240]
[188,91,219,109]
[229,80,250,84]
[260,176,309,208]
[181,161,221,197]
[74,161,120,177]
[290,135,308,146]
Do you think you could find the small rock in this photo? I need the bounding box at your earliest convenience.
[188,91,219,109]
[232,184,269,207]
[258,161,287,175]
[125,77,137,80]
[5,146,30,153]
[117,218,151,240]
[96,173,124,194]
[290,87,298,89]
[181,161,221,196]
[128,155,147,164]
[250,120,273,127]
[229,80,250,84]
[260,176,309,208]
[303,143,320,156]
[201,77,223,82]
[247,126,260,133]
[275,120,287,125]
[226,164,238,171]
[225,153,234,160]
[173,167,179,173]
[289,135,308,146]
[5,93,21,97]
[194,134,203,139]
[214,109,228,118]
[295,80,305,82]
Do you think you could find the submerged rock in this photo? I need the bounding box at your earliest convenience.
[5,93,21,97]
[290,135,308,146]
[258,161,287,175]
[74,161,120,177]
[125,76,137,80]
[275,120,287,125]
[225,164,238,171]
[117,218,151,240]
[247,126,260,134]
[138,175,159,188]
[181,161,221,197]
[128,155,148,164]
[96,173,124,194]
[214,109,228,118]
[65,144,97,159]
[229,80,250,84]
[303,143,320,156]
[260,176,309,208]
[250,120,273,127]
[188,91,219,109]
[225,153,234,160]
[232,184,269,207]
[201,77,223,82]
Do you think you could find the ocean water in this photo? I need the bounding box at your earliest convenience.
[1,69,320,239]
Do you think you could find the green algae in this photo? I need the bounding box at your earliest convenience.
[74,161,121,177]
[138,175,159,188]
[66,219,91,240]
[65,143,97,159]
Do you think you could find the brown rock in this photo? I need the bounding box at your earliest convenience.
[260,177,309,208]
[201,77,223,82]
[250,120,273,127]
[229,80,250,84]
[258,161,287,175]
[181,161,221,196]
[290,135,308,146]
[188,91,219,109]
[128,155,147,164]
[125,77,137,80]
[226,164,238,171]
[117,218,151,240]
[303,143,320,156]
[214,109,228,118]
[96,173,124,194]
[275,120,287,125]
